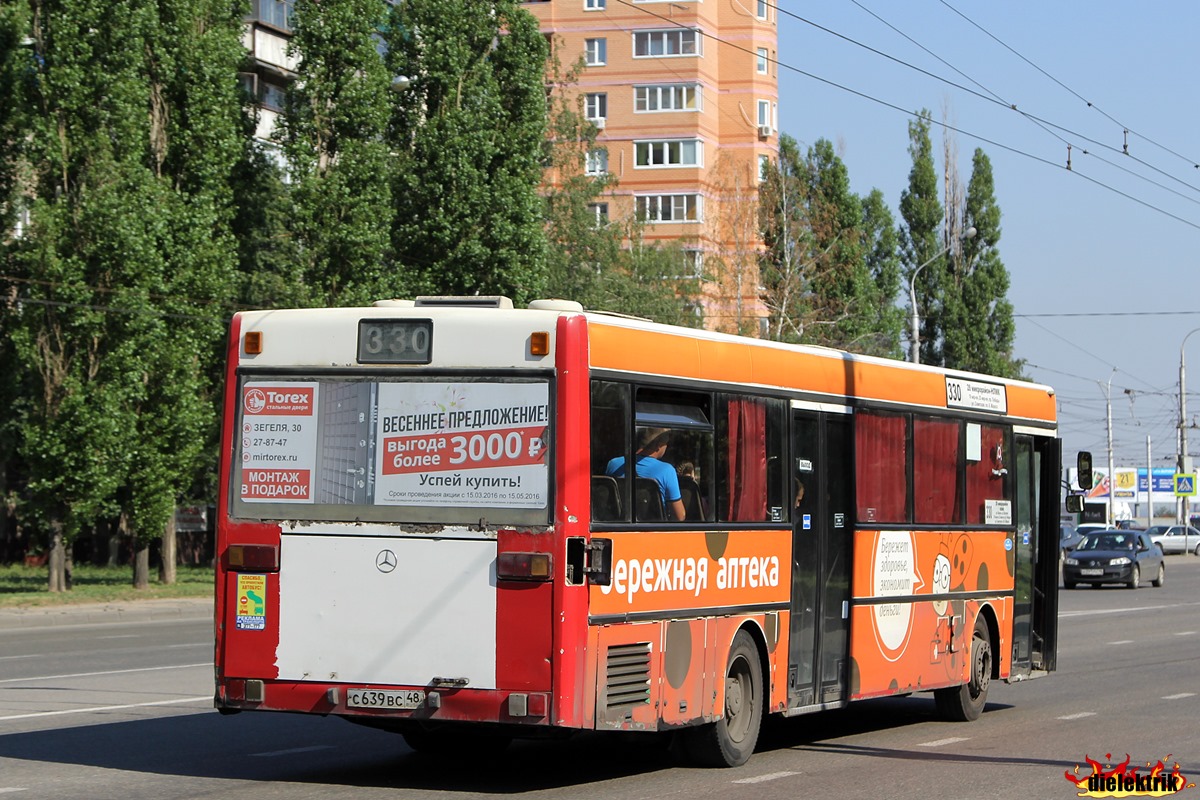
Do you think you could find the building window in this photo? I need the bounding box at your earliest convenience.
[585,38,607,65]
[252,0,294,31]
[756,47,769,74]
[260,80,287,112]
[756,0,768,20]
[584,0,606,9]
[757,99,774,129]
[588,203,609,225]
[585,149,609,176]
[633,29,700,58]
[636,194,701,223]
[635,139,702,168]
[634,83,700,112]
[758,154,770,181]
[585,92,607,121]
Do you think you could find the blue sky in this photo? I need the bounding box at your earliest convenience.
[774,1,1200,471]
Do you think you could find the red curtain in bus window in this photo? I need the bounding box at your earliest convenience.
[967,424,1007,523]
[913,417,963,524]
[856,412,907,524]
[727,398,766,521]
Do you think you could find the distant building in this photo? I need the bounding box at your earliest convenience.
[524,0,774,333]
[241,0,775,332]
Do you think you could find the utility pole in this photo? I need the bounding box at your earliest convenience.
[1096,370,1116,526]
[1179,328,1200,523]
[1146,436,1153,529]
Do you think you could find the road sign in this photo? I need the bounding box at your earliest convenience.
[1174,474,1197,497]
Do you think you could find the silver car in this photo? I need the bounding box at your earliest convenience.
[1147,525,1200,555]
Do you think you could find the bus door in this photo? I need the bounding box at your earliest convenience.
[788,410,853,709]
[1010,434,1061,677]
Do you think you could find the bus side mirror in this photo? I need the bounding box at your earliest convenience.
[1065,494,1085,513]
[1076,451,1093,491]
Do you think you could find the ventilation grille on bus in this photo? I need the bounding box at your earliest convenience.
[604,642,652,709]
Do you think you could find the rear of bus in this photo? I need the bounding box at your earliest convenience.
[213,299,593,747]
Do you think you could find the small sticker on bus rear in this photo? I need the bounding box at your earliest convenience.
[236,574,267,631]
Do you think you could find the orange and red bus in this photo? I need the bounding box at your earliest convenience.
[214,296,1061,767]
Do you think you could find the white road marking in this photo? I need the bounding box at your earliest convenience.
[917,737,970,747]
[732,771,799,784]
[1163,693,1196,700]
[1057,712,1097,720]
[1107,640,1134,645]
[97,635,141,640]
[250,746,336,758]
[1059,601,1200,618]
[0,663,209,685]
[0,789,28,794]
[0,656,37,662]
[0,695,211,722]
[1174,631,1196,636]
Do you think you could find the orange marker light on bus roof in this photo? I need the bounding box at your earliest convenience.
[243,331,263,355]
[530,331,550,357]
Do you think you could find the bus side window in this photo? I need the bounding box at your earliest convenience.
[590,381,631,522]
[856,411,908,524]
[718,396,786,522]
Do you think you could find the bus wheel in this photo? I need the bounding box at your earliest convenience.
[934,616,992,722]
[682,630,763,767]
[402,726,511,758]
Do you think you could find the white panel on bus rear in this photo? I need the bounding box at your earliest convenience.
[275,533,497,688]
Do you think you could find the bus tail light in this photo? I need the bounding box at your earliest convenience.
[497,552,552,581]
[530,331,550,356]
[225,544,279,572]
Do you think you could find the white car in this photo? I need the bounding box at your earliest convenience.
[1147,525,1200,555]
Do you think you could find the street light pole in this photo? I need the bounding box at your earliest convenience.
[1179,328,1200,523]
[908,226,976,364]
[1099,370,1115,526]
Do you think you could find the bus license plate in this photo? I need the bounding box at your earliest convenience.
[1079,569,1104,576]
[346,689,425,710]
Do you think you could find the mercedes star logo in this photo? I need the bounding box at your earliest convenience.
[376,549,397,573]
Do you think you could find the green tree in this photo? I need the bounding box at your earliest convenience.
[386,0,548,304]
[943,148,1022,377]
[3,0,244,589]
[759,134,812,343]
[5,0,160,590]
[541,49,621,308]
[860,189,904,358]
[281,0,394,307]
[125,0,245,586]
[801,138,873,349]
[899,111,945,365]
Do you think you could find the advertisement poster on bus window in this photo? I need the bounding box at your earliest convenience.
[239,381,319,503]
[374,382,550,509]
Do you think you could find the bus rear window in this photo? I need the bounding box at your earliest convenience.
[232,377,551,526]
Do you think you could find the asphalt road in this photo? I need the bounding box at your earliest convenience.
[2,560,1199,800]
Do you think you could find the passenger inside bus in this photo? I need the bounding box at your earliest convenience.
[606,426,687,521]
[676,462,705,520]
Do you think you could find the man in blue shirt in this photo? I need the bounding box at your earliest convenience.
[606,427,686,521]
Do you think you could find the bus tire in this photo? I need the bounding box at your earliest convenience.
[682,630,763,768]
[934,615,991,722]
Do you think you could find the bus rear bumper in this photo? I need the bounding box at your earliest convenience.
[215,678,557,727]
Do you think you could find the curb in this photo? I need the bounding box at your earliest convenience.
[0,597,214,631]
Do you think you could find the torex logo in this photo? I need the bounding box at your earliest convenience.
[243,386,314,416]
